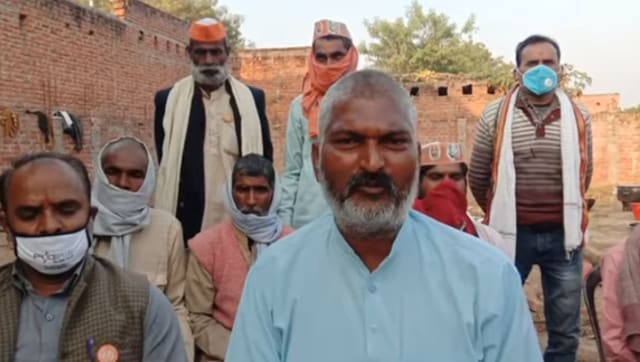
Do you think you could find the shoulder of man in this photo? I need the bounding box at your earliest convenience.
[89,255,149,287]
[247,85,265,98]
[154,87,173,106]
[187,218,234,255]
[287,95,305,123]
[481,97,506,122]
[251,214,332,274]
[409,211,511,268]
[0,262,13,292]
[571,99,592,120]
[148,208,181,228]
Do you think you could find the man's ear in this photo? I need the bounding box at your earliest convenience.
[311,141,321,182]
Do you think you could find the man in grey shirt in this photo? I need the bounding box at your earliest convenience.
[0,152,188,361]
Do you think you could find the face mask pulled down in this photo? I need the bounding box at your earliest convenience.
[15,228,89,275]
[520,64,559,96]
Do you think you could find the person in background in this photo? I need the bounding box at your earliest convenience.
[154,18,273,243]
[413,141,514,260]
[278,19,358,229]
[0,152,187,361]
[602,225,640,361]
[469,34,592,362]
[91,136,193,361]
[186,154,293,361]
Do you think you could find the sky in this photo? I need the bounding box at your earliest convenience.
[223,0,640,108]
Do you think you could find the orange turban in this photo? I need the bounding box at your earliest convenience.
[190,18,226,42]
[421,142,464,166]
[302,19,358,139]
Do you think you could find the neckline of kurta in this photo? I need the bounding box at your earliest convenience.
[328,213,414,277]
[200,85,227,102]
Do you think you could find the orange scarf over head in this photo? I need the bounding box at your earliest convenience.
[302,47,359,138]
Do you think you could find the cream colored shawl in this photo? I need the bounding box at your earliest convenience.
[155,75,263,215]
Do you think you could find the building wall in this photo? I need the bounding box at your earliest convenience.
[0,0,190,174]
[0,0,636,188]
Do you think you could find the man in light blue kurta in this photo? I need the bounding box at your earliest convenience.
[228,70,543,362]
[278,20,358,228]
[277,96,328,227]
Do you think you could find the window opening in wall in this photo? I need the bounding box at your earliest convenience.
[19,14,27,27]
[462,84,473,95]
[487,85,496,95]
[437,86,448,96]
[409,86,420,96]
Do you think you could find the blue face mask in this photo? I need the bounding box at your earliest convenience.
[520,64,558,96]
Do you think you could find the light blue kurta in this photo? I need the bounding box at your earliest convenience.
[227,211,543,362]
[277,95,329,229]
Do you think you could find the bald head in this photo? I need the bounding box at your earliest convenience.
[101,137,147,165]
[1,153,91,210]
[318,69,417,142]
[100,137,149,192]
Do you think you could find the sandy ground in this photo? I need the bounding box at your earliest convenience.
[0,187,637,360]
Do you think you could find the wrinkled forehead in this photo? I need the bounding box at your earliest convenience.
[8,160,88,206]
[101,139,148,165]
[324,97,415,136]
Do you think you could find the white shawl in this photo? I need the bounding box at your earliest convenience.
[489,88,584,258]
[155,75,264,216]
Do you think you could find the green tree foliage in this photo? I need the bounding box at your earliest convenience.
[75,0,246,49]
[361,0,589,94]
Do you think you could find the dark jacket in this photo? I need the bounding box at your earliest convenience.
[154,82,273,244]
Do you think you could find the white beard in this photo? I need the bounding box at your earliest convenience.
[318,164,419,239]
[191,63,229,87]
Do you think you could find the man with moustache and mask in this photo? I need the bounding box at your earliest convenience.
[470,35,592,362]
[226,70,542,362]
[0,152,187,361]
[186,154,292,361]
[278,19,358,229]
[90,136,193,361]
[154,18,273,244]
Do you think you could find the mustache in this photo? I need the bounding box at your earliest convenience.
[196,65,225,75]
[239,207,266,215]
[343,172,397,199]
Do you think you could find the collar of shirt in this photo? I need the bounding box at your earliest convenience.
[199,85,226,101]
[328,213,415,276]
[11,255,88,297]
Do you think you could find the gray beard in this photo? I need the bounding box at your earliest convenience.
[318,165,419,239]
[191,64,229,88]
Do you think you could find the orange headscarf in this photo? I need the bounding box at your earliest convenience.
[302,20,358,138]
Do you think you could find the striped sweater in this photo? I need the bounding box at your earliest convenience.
[469,93,593,225]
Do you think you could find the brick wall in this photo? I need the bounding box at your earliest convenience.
[1,1,636,188]
[232,50,637,187]
[230,47,309,170]
[0,0,190,174]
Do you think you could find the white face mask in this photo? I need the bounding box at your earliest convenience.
[15,228,89,275]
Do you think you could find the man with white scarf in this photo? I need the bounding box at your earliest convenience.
[186,153,293,362]
[91,136,194,361]
[470,35,593,362]
[154,18,273,245]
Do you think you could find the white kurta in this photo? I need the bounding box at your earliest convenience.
[201,87,238,231]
